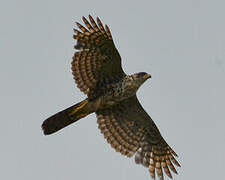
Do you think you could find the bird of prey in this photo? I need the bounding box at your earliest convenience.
[42,15,180,180]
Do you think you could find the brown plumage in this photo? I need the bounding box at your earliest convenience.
[72,16,125,97]
[42,15,180,180]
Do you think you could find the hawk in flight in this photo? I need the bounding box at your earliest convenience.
[42,15,180,180]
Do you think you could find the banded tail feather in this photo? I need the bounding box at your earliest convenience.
[42,99,92,135]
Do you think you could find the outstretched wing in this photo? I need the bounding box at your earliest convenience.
[72,15,126,97]
[96,96,180,180]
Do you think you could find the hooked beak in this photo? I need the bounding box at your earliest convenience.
[144,73,151,80]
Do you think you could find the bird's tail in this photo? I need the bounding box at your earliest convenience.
[42,99,92,135]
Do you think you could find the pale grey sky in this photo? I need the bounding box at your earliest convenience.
[1,0,225,180]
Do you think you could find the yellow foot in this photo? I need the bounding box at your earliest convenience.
[76,113,87,119]
[69,100,88,116]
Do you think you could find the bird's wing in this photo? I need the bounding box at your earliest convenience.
[72,15,126,97]
[96,96,180,180]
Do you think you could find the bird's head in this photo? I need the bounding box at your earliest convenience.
[130,72,151,89]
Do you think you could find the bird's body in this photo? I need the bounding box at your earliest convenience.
[42,15,180,180]
[90,73,151,108]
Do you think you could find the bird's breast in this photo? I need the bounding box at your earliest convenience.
[97,79,137,109]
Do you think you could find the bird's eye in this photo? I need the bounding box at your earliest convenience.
[137,72,147,77]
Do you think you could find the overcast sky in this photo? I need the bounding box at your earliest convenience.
[1,0,225,180]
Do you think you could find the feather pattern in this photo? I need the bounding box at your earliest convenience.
[72,15,125,97]
[96,96,180,180]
